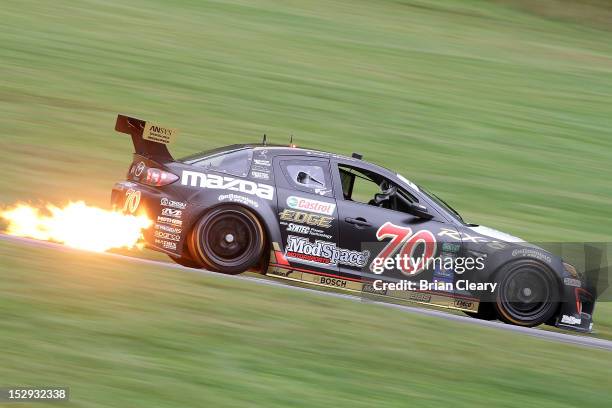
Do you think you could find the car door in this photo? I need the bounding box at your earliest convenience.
[273,156,340,274]
[330,160,466,304]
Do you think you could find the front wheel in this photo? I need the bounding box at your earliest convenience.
[189,205,265,275]
[494,259,560,327]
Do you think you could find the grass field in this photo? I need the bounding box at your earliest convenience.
[1,0,612,406]
[1,239,611,408]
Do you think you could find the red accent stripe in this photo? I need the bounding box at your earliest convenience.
[574,288,592,315]
[274,251,291,266]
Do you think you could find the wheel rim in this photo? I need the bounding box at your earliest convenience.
[499,264,556,323]
[202,211,257,266]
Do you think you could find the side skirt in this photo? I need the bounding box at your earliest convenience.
[266,263,480,313]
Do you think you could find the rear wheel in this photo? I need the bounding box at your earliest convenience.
[190,205,265,274]
[494,260,559,327]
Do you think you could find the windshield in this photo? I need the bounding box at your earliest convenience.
[397,173,464,223]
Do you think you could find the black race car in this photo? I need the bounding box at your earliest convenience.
[111,114,597,333]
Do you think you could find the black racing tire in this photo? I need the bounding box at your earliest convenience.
[189,205,265,275]
[494,259,560,327]
[463,302,497,321]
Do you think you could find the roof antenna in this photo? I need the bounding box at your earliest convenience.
[262,133,267,146]
[290,134,296,148]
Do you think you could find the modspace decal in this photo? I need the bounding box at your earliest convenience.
[181,171,274,200]
[285,235,370,267]
[286,196,335,215]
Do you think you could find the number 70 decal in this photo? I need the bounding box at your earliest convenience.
[371,222,437,276]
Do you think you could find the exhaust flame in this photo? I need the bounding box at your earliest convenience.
[0,201,152,252]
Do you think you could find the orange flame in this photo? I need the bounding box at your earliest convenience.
[0,201,152,252]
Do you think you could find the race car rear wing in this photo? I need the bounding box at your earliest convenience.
[115,114,177,163]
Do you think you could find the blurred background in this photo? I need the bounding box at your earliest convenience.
[1,1,611,406]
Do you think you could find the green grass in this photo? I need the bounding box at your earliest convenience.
[1,0,612,406]
[1,0,612,241]
[1,239,611,408]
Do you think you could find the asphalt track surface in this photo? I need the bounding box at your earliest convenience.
[2,233,612,352]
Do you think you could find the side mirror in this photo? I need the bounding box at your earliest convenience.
[395,191,433,219]
[408,202,433,219]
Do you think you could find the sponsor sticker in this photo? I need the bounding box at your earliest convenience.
[561,315,582,325]
[287,223,332,239]
[362,282,388,296]
[442,242,460,253]
[287,223,311,234]
[182,171,274,200]
[155,238,177,250]
[563,277,582,288]
[250,170,270,180]
[268,268,293,278]
[157,216,183,226]
[453,299,476,310]
[316,276,347,288]
[279,209,333,228]
[161,208,182,219]
[218,193,259,208]
[286,196,335,215]
[160,197,187,209]
[511,248,552,263]
[253,159,271,166]
[143,122,178,145]
[154,230,181,242]
[409,292,432,303]
[155,224,182,234]
[285,235,370,267]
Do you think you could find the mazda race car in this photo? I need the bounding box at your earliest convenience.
[111,115,597,333]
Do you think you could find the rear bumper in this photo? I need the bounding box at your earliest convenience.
[111,181,187,256]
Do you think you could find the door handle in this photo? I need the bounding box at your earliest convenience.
[345,217,372,227]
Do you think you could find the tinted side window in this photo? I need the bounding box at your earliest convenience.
[281,160,332,197]
[339,165,381,204]
[337,164,417,212]
[192,149,253,177]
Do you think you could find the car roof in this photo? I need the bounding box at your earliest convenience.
[179,143,396,178]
